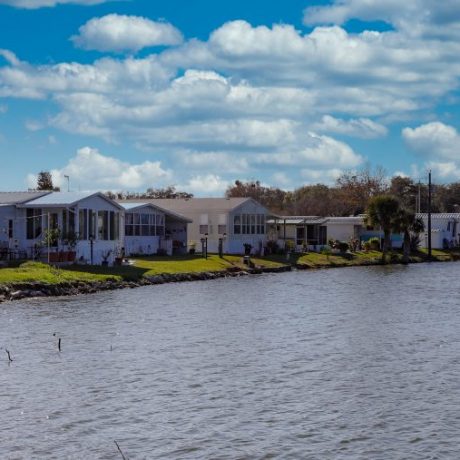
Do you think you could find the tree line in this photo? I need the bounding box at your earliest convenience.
[226,167,460,216]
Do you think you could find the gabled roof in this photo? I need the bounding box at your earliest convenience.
[119,202,192,223]
[267,216,326,225]
[121,197,249,212]
[18,191,124,209]
[119,197,271,214]
[0,191,51,205]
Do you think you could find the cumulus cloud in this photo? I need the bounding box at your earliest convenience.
[402,122,460,160]
[179,174,230,196]
[403,122,460,181]
[2,4,460,188]
[0,0,108,8]
[303,0,460,39]
[27,146,172,190]
[312,115,388,139]
[72,14,183,53]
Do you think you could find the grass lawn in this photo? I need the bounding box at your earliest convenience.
[0,261,121,285]
[0,254,289,286]
[0,249,458,286]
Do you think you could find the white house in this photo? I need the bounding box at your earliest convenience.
[121,198,271,255]
[267,215,404,250]
[120,202,191,256]
[0,191,50,258]
[0,191,124,264]
[418,213,460,249]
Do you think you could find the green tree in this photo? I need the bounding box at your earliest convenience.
[367,195,400,262]
[393,208,425,263]
[37,171,54,191]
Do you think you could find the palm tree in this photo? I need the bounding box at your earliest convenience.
[367,195,400,262]
[393,209,425,263]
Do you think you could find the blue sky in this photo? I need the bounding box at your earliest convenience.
[1,0,460,195]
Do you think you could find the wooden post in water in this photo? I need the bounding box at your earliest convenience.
[428,170,432,261]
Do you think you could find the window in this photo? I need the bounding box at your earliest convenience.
[89,210,97,239]
[234,215,241,234]
[98,211,109,240]
[233,213,265,235]
[156,214,164,236]
[250,215,256,234]
[109,211,119,240]
[62,209,76,236]
[199,225,209,235]
[8,220,13,239]
[79,209,88,240]
[218,225,227,234]
[26,208,42,239]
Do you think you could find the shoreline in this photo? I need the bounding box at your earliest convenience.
[0,265,292,303]
[0,251,457,303]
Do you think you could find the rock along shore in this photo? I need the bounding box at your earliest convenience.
[0,265,292,304]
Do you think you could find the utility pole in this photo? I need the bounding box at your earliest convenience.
[428,170,432,260]
[418,181,421,214]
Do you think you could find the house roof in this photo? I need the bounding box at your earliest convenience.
[119,202,192,223]
[325,216,365,224]
[19,191,123,209]
[0,191,51,205]
[418,213,460,219]
[120,197,271,214]
[267,216,326,225]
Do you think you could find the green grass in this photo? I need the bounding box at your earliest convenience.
[1,249,459,287]
[0,261,120,285]
[0,254,289,286]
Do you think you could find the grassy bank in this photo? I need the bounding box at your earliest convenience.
[0,254,287,286]
[0,249,459,288]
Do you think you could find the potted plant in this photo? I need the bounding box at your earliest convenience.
[63,230,78,262]
[101,249,112,266]
[189,241,196,255]
[243,243,252,255]
[43,228,61,263]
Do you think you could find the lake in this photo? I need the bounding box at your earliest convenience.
[2,263,460,459]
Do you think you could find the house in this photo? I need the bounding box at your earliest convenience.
[418,213,460,249]
[120,197,271,254]
[267,216,328,251]
[0,191,50,258]
[119,202,191,256]
[267,215,403,250]
[0,191,124,264]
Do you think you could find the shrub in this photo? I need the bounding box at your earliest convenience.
[368,237,381,250]
[337,241,349,253]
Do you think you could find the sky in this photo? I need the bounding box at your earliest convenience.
[1,0,460,195]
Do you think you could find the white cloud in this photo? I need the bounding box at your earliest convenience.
[27,146,172,190]
[0,0,109,8]
[25,120,44,131]
[179,174,229,196]
[402,122,460,160]
[177,151,250,174]
[2,5,460,188]
[303,0,460,39]
[72,14,183,53]
[312,115,388,138]
[403,122,460,181]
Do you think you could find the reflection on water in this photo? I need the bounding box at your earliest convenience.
[2,263,460,458]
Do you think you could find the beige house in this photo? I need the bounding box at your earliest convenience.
[121,198,271,254]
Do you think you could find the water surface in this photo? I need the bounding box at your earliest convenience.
[1,263,460,459]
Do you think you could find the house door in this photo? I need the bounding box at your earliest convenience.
[296,227,305,246]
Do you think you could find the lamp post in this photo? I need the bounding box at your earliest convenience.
[89,235,94,265]
[218,232,226,258]
[204,232,208,259]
